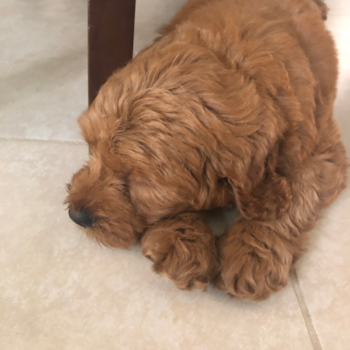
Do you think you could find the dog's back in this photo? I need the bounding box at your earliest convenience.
[162,0,337,127]
[140,0,336,169]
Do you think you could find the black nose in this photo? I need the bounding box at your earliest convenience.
[69,208,94,228]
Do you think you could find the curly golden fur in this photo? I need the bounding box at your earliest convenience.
[66,0,348,301]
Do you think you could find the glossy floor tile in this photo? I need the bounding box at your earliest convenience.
[326,0,350,16]
[0,0,87,142]
[294,187,350,350]
[0,141,313,350]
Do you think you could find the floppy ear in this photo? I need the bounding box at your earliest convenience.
[225,144,292,221]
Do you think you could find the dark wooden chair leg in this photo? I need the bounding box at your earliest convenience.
[88,0,136,104]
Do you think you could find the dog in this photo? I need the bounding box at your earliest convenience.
[66,0,347,301]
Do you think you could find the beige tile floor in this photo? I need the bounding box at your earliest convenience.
[0,1,349,349]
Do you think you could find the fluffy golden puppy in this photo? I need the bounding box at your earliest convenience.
[66,0,347,301]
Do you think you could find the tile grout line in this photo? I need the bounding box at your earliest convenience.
[0,137,85,146]
[290,267,323,350]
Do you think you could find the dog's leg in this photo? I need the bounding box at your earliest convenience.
[216,139,347,301]
[142,212,219,291]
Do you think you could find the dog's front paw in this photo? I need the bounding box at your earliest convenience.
[215,220,293,301]
[141,213,219,291]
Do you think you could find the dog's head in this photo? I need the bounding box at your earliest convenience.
[66,42,293,248]
[65,54,223,248]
